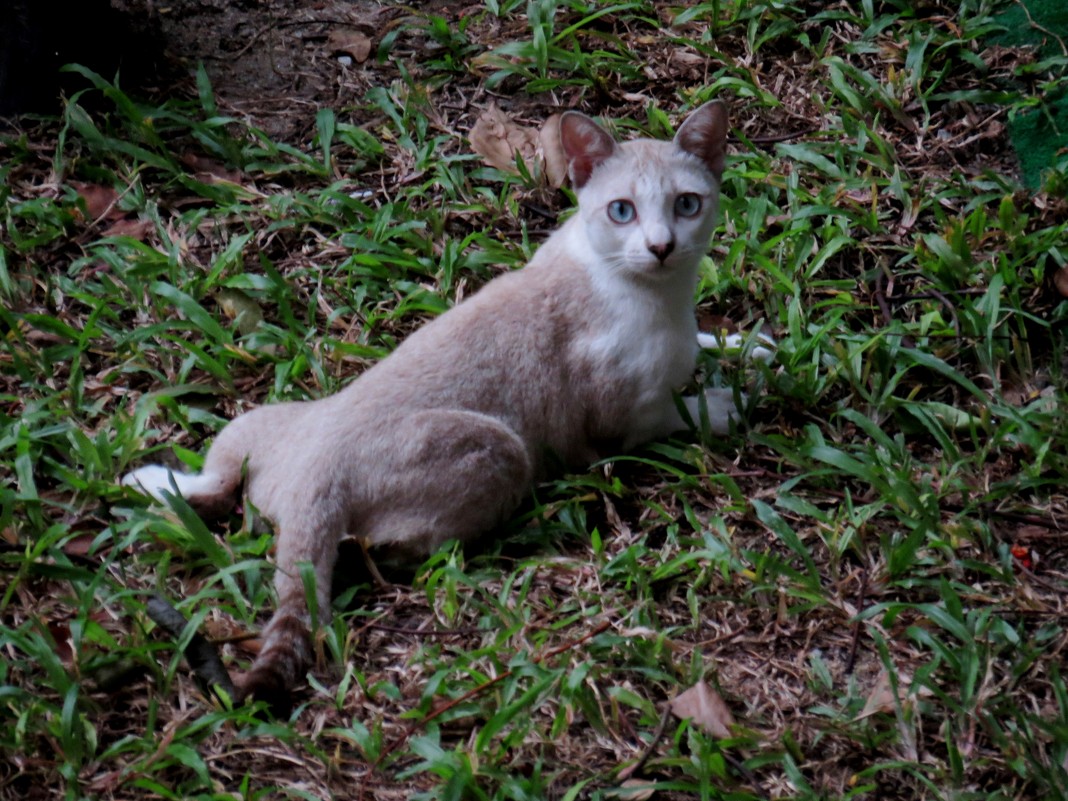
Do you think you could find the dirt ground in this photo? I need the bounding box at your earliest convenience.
[110,0,411,140]
[0,0,419,136]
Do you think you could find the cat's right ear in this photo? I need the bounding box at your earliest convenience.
[559,112,617,189]
[674,101,729,181]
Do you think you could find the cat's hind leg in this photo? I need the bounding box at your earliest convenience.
[236,410,533,710]
[236,497,340,712]
[359,408,535,557]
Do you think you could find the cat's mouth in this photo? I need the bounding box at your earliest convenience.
[629,253,685,276]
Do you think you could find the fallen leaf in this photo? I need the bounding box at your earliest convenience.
[217,288,264,336]
[202,617,249,643]
[857,669,899,718]
[672,49,705,68]
[469,103,539,175]
[468,51,508,75]
[48,621,75,668]
[842,186,874,204]
[538,113,568,188]
[72,182,122,222]
[697,313,737,334]
[607,778,657,800]
[63,532,98,558]
[1054,266,1068,298]
[856,668,931,719]
[180,153,245,185]
[101,218,153,241]
[895,198,921,235]
[327,28,372,63]
[669,680,735,738]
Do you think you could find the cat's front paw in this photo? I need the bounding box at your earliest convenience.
[702,387,746,435]
[683,388,746,435]
[697,330,776,363]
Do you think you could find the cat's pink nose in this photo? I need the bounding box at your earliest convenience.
[648,241,675,262]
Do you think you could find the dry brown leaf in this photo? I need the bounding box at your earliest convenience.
[47,621,75,668]
[673,49,705,67]
[72,182,122,222]
[217,288,264,336]
[102,218,153,241]
[63,532,98,558]
[857,669,899,718]
[180,152,245,186]
[895,197,921,235]
[1054,266,1068,298]
[669,680,735,738]
[538,113,569,188]
[327,28,372,63]
[607,778,657,800]
[856,668,931,719]
[469,103,539,175]
[1,526,16,546]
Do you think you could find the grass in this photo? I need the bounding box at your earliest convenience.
[2,0,1068,799]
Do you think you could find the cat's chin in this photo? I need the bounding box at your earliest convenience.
[623,256,695,279]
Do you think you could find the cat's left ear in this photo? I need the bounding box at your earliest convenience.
[560,112,618,189]
[674,102,729,181]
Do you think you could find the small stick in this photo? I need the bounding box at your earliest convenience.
[146,594,237,702]
[845,569,868,675]
[617,703,672,781]
[365,622,491,637]
[731,126,819,146]
[1015,0,1068,56]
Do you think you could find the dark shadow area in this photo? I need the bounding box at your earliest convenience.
[0,0,170,118]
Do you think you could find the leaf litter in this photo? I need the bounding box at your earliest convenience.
[1,0,1067,800]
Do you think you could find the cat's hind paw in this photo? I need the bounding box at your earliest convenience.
[697,330,776,363]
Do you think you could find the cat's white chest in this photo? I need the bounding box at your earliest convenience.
[580,271,698,420]
[586,301,695,382]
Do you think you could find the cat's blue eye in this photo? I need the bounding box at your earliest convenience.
[607,200,636,224]
[674,193,702,218]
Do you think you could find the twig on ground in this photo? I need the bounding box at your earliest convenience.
[845,569,868,676]
[146,593,237,701]
[617,703,672,782]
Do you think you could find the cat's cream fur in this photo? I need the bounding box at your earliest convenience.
[123,101,764,707]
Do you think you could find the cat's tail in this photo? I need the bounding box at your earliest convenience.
[121,463,240,517]
[120,410,260,516]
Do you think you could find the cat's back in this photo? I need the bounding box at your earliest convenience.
[335,228,596,413]
[380,229,595,374]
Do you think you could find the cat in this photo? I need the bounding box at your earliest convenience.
[123,100,771,709]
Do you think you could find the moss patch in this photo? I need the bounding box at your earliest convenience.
[992,0,1068,187]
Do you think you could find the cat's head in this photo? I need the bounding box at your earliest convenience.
[560,102,728,279]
